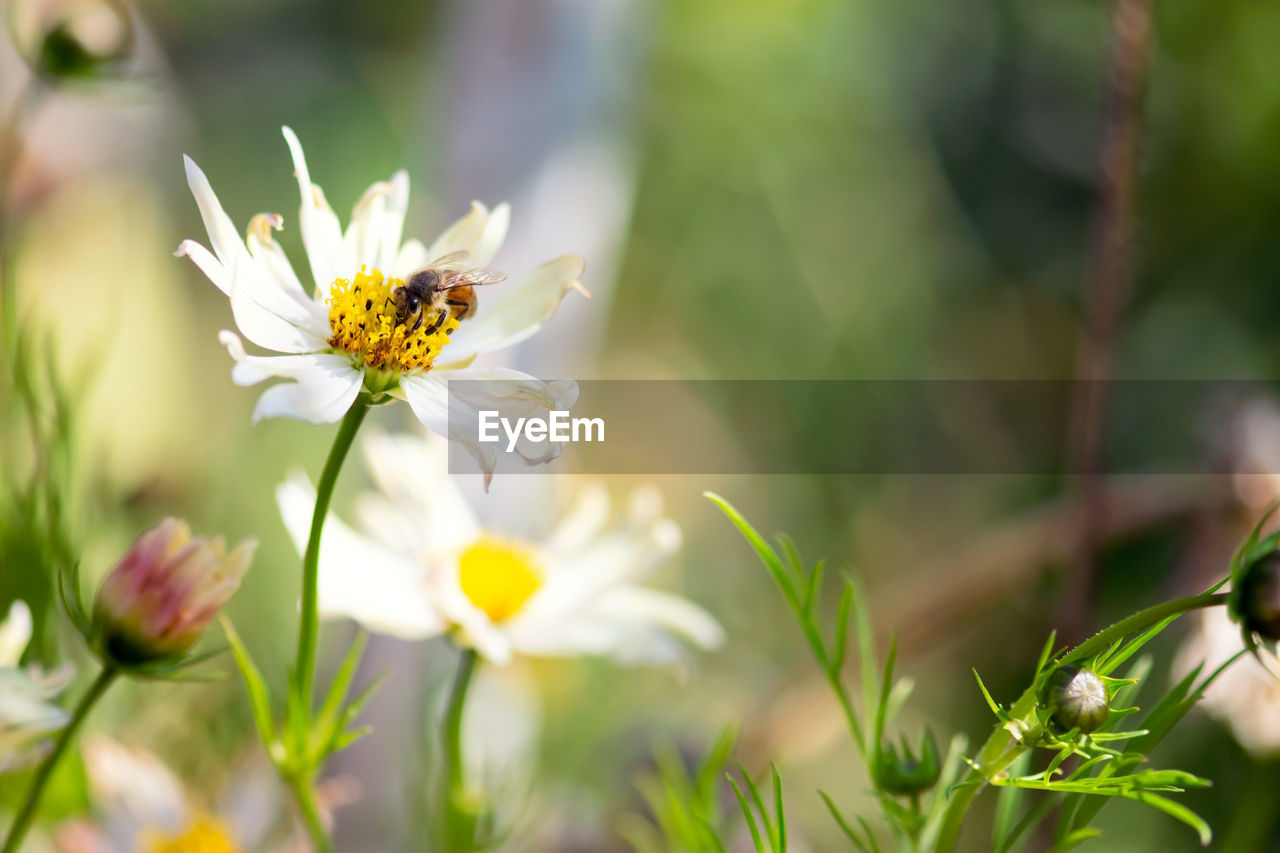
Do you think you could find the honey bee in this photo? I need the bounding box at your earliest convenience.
[390,252,506,336]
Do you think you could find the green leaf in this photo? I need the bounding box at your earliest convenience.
[1129,792,1211,846]
[332,725,374,752]
[973,669,1006,719]
[706,493,798,610]
[819,791,872,853]
[771,765,787,852]
[220,616,278,761]
[1035,631,1058,675]
[727,774,767,853]
[804,560,825,616]
[831,583,854,676]
[872,635,898,753]
[1047,827,1102,853]
[849,572,879,752]
[316,631,369,736]
[737,764,775,847]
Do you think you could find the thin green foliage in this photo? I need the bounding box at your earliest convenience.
[710,493,1249,852]
[623,727,736,853]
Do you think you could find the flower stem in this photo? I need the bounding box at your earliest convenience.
[294,401,369,709]
[286,772,334,853]
[932,590,1227,852]
[442,647,479,853]
[2,665,117,853]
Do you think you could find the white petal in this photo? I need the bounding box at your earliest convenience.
[250,365,363,424]
[426,201,490,263]
[282,126,354,293]
[542,483,611,557]
[593,586,725,651]
[394,238,430,277]
[184,155,251,276]
[83,737,189,838]
[229,350,355,389]
[277,476,443,638]
[175,239,230,295]
[508,586,722,664]
[468,202,510,268]
[436,255,586,367]
[345,180,392,272]
[228,256,330,354]
[401,368,578,486]
[356,431,479,556]
[245,213,311,307]
[0,601,32,666]
[379,171,410,272]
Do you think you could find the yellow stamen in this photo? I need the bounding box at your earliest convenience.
[327,267,458,373]
[458,537,543,623]
[144,815,239,853]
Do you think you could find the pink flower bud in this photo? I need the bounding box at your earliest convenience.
[91,518,255,665]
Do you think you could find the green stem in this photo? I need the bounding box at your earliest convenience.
[286,773,334,853]
[293,401,368,708]
[442,647,479,853]
[1057,591,1227,668]
[2,665,117,853]
[932,591,1227,853]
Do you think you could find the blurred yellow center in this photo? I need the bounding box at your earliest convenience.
[326,267,458,373]
[144,816,238,853]
[458,537,543,622]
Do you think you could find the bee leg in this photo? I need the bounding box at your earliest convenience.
[410,313,425,334]
[420,310,447,336]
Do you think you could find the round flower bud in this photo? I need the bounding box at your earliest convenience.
[91,517,255,666]
[1237,552,1280,641]
[6,0,134,83]
[1042,665,1110,734]
[872,730,941,796]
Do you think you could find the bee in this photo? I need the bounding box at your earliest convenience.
[390,252,506,336]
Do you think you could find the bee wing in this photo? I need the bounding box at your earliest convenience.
[441,269,507,289]
[429,250,473,271]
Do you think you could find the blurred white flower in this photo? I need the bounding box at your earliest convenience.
[0,601,71,774]
[178,127,584,481]
[276,431,725,666]
[56,736,295,853]
[1173,603,1280,758]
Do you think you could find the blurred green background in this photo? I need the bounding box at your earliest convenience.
[4,0,1280,850]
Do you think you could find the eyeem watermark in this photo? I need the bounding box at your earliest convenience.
[478,410,605,452]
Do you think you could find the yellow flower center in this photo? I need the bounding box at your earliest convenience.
[144,815,239,853]
[326,267,458,373]
[458,537,543,623]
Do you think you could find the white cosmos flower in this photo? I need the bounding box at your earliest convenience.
[59,736,296,853]
[275,431,725,666]
[0,601,72,774]
[177,126,584,481]
[1173,604,1280,758]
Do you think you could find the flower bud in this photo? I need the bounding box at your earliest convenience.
[1236,552,1280,641]
[1042,665,1109,734]
[7,0,134,83]
[91,518,254,666]
[872,730,941,796]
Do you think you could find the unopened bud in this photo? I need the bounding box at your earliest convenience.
[872,730,941,796]
[7,0,134,82]
[1042,665,1109,734]
[91,517,254,665]
[1237,552,1280,641]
